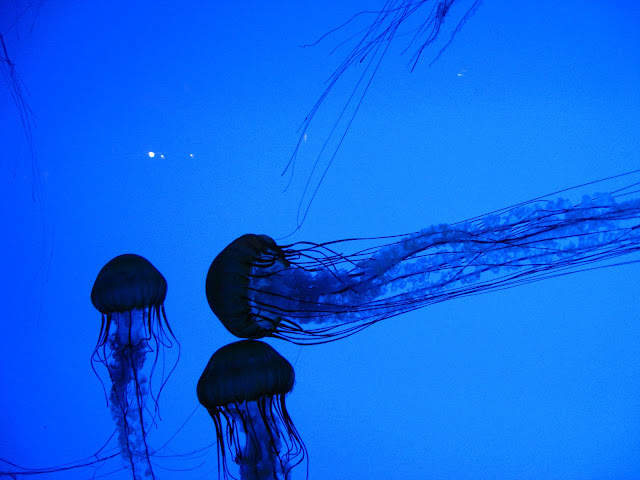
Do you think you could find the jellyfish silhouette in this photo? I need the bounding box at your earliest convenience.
[91,254,180,479]
[287,0,482,226]
[207,171,640,344]
[197,340,306,480]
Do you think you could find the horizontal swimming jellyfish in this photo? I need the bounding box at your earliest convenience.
[197,340,306,480]
[91,254,180,479]
[207,171,640,344]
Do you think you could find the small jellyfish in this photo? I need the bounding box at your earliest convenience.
[91,254,179,479]
[197,340,306,480]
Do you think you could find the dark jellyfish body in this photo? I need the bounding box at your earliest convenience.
[197,340,306,480]
[92,254,179,480]
[205,235,289,339]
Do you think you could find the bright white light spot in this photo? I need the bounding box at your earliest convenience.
[148,152,155,158]
[160,154,165,159]
[190,153,194,157]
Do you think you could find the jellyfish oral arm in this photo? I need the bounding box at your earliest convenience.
[106,308,155,479]
[250,194,640,335]
[227,400,285,480]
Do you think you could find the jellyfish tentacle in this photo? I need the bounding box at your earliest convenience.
[286,0,481,228]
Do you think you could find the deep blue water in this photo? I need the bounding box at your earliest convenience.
[2,1,640,479]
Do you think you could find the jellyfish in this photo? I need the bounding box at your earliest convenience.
[207,170,640,344]
[197,340,306,480]
[91,254,180,479]
[286,0,482,226]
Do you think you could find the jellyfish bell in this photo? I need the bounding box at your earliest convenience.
[205,235,291,340]
[206,171,640,345]
[91,254,167,312]
[91,253,180,479]
[197,340,306,480]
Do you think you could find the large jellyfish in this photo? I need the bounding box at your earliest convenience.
[287,0,481,225]
[91,254,180,479]
[197,340,306,480]
[207,171,640,344]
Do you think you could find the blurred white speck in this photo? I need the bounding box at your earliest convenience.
[190,153,194,158]
[148,151,155,158]
[160,154,165,159]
